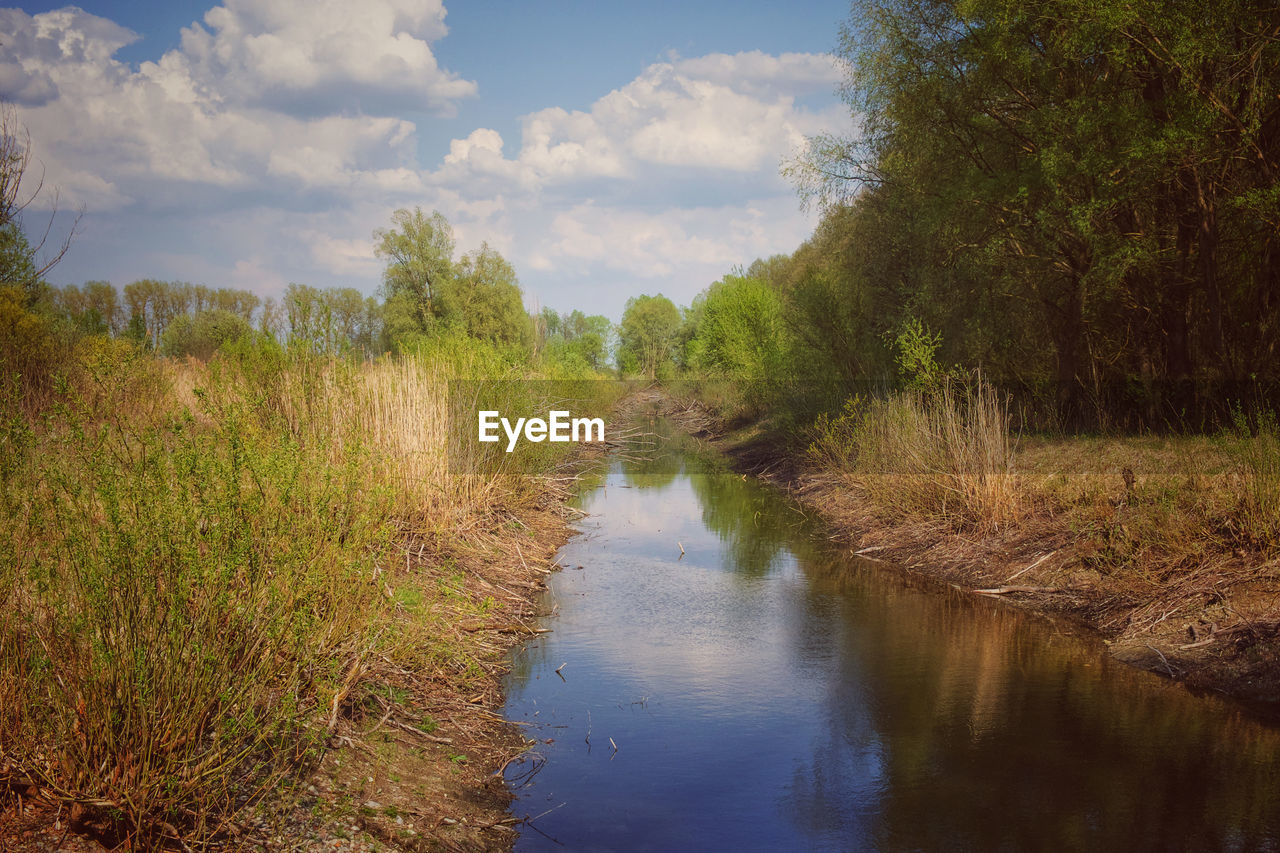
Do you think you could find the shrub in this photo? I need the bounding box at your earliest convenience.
[161,308,254,359]
[0,349,383,845]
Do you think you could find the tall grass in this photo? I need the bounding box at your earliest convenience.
[1,347,387,844]
[1231,408,1280,546]
[1,333,620,846]
[809,376,1020,528]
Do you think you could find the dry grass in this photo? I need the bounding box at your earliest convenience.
[808,377,1021,529]
[782,383,1280,700]
[1,340,619,849]
[806,376,1280,555]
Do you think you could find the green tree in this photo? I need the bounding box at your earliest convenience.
[374,207,455,347]
[446,243,531,348]
[0,224,38,295]
[161,309,254,359]
[540,308,612,371]
[260,297,283,340]
[789,0,1280,425]
[688,275,789,381]
[375,209,534,354]
[618,294,681,379]
[284,283,325,350]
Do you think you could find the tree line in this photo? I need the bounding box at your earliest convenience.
[789,0,1280,427]
[614,0,1280,429]
[5,205,611,373]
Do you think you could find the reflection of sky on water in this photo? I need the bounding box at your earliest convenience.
[504,426,1280,853]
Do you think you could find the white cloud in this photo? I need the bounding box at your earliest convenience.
[670,50,843,98]
[540,198,814,281]
[175,0,475,116]
[0,2,472,209]
[228,257,289,296]
[429,51,842,193]
[0,3,848,317]
[518,107,628,180]
[299,232,381,278]
[0,6,137,109]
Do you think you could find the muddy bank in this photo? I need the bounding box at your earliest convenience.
[663,398,1280,710]
[300,487,584,853]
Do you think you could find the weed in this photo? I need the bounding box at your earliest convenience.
[0,321,623,847]
[808,375,1020,528]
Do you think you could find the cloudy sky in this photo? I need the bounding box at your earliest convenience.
[1,0,853,320]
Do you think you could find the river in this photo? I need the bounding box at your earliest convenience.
[502,416,1280,852]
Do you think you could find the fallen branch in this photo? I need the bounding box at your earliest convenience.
[1004,550,1057,583]
[1145,642,1179,678]
[974,585,1060,595]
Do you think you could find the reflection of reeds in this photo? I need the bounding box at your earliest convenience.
[795,553,1280,849]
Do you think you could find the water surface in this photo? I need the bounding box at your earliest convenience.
[503,420,1280,852]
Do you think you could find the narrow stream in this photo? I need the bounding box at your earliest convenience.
[502,418,1280,852]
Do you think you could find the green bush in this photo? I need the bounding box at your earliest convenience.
[684,274,790,409]
[161,308,255,359]
[0,350,383,844]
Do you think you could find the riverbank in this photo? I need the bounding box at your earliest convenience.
[664,397,1280,709]
[271,488,583,853]
[0,350,618,852]
[2,488,579,853]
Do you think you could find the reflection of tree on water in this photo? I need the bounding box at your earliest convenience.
[618,412,684,490]
[784,555,1280,852]
[507,430,1280,851]
[685,471,807,578]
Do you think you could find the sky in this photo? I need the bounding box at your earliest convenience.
[1,0,854,321]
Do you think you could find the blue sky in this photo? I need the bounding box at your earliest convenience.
[2,1,853,320]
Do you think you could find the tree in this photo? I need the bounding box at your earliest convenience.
[447,243,531,348]
[374,207,455,344]
[540,308,612,371]
[161,309,254,360]
[536,305,562,349]
[284,283,324,349]
[84,281,121,334]
[123,279,166,350]
[787,0,1280,426]
[0,102,78,302]
[0,224,38,295]
[618,294,681,379]
[688,275,789,379]
[54,281,119,335]
[260,297,283,340]
[374,209,535,353]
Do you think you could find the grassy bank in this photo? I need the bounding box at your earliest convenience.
[0,330,620,849]
[676,380,1280,705]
